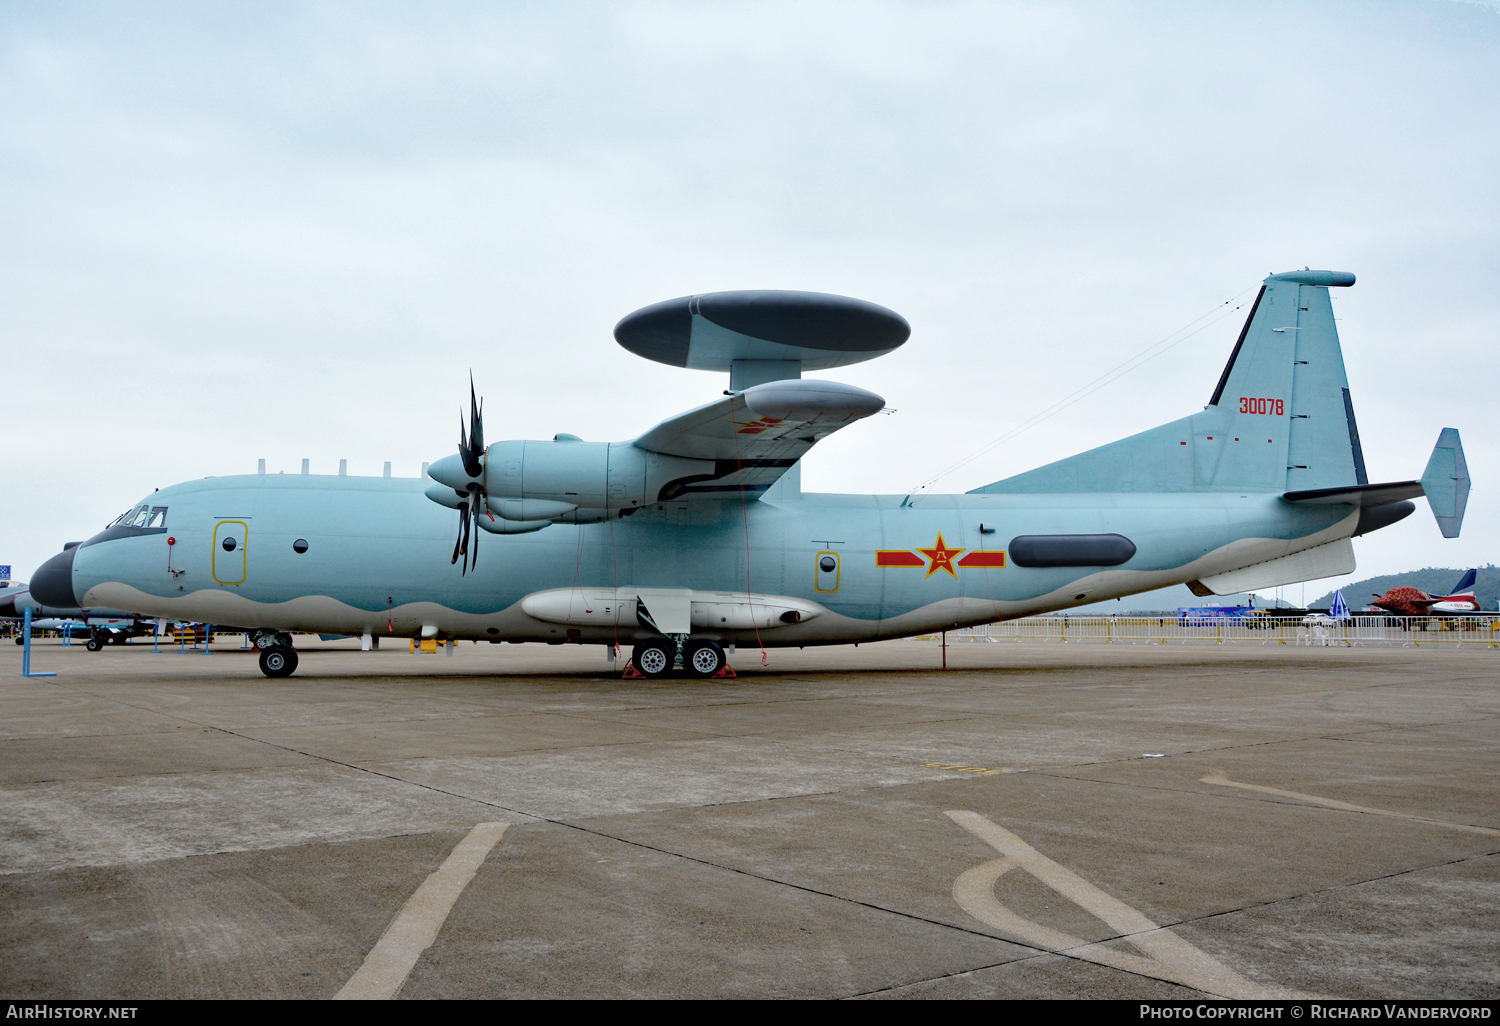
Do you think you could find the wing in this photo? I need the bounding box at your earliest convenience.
[633,379,885,499]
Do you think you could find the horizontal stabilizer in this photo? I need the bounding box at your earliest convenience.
[1419,428,1468,539]
[1282,481,1424,507]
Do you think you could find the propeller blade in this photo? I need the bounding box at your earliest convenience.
[461,376,485,478]
[468,487,481,571]
[448,378,488,573]
[462,507,472,575]
[469,374,485,456]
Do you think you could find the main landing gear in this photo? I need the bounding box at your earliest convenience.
[258,645,299,678]
[631,639,728,679]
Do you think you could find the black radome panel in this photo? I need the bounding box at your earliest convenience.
[1008,534,1137,568]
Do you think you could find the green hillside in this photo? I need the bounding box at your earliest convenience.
[1311,565,1499,612]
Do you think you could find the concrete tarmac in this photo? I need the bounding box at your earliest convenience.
[1,636,1496,999]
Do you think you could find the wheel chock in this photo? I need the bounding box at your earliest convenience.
[621,661,646,679]
[711,664,737,679]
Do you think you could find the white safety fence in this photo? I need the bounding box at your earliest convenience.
[921,616,1500,648]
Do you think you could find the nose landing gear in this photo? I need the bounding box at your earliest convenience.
[258,645,299,678]
[252,630,294,650]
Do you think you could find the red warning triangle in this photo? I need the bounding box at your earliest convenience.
[621,661,645,679]
[711,664,737,679]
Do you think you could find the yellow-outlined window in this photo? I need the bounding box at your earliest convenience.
[212,521,248,585]
[814,550,840,593]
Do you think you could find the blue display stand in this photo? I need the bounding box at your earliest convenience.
[21,607,56,678]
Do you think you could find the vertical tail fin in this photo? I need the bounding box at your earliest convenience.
[1207,270,1361,492]
[973,269,1362,495]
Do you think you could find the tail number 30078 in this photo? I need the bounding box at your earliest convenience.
[1239,397,1283,415]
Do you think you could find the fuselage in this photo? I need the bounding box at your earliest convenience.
[53,473,1357,647]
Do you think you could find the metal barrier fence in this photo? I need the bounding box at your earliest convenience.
[927,616,1500,647]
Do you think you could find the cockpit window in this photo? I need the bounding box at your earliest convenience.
[103,504,167,532]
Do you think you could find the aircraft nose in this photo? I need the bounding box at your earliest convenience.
[30,547,79,607]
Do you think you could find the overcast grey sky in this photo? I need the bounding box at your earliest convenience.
[3,1,1496,602]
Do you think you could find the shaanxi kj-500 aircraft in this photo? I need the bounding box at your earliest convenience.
[31,269,1469,678]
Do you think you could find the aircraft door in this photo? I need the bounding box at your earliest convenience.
[212,521,248,585]
[815,551,840,593]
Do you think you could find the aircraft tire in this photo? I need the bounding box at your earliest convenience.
[13,637,21,646]
[275,632,294,648]
[85,638,102,652]
[633,641,673,679]
[259,645,299,678]
[685,641,725,678]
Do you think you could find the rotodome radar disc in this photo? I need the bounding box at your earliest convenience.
[614,290,911,373]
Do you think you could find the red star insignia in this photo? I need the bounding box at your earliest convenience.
[917,532,966,579]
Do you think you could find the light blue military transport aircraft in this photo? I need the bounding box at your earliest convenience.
[31,270,1468,678]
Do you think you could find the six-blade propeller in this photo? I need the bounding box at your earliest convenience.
[450,378,487,574]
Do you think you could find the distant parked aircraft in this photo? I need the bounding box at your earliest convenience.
[1370,569,1483,617]
[0,578,157,650]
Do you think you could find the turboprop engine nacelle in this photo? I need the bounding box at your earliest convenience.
[428,441,716,519]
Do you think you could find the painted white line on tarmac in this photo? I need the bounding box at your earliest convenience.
[335,821,510,1000]
[1201,774,1500,836]
[946,811,1307,999]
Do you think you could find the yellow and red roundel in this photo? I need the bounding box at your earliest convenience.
[876,532,1006,579]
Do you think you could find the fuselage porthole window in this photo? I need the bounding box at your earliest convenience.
[293,539,309,553]
[222,536,237,552]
